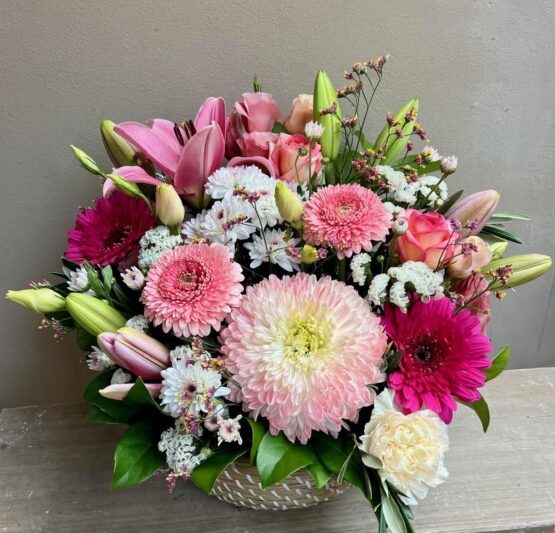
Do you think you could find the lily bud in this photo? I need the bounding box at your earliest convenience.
[99,382,162,401]
[488,241,509,260]
[275,182,303,228]
[300,245,319,264]
[97,327,170,380]
[445,189,500,238]
[66,293,126,336]
[313,70,342,161]
[156,184,185,228]
[484,254,552,289]
[6,288,66,314]
[101,120,136,167]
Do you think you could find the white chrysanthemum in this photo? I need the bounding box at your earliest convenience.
[160,360,230,418]
[205,166,265,200]
[358,388,449,505]
[422,145,441,162]
[138,225,183,270]
[86,346,114,371]
[111,368,132,385]
[158,421,209,476]
[304,120,325,140]
[244,229,300,272]
[201,197,256,244]
[67,266,89,292]
[367,273,391,307]
[350,253,372,286]
[125,314,149,333]
[121,267,145,290]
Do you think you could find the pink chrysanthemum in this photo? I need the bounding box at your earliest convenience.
[142,243,244,337]
[221,273,387,443]
[66,191,155,267]
[302,184,392,259]
[383,296,492,424]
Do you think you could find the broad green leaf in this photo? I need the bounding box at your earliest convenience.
[88,405,119,424]
[112,419,166,488]
[436,189,464,214]
[312,432,368,498]
[385,349,403,373]
[76,326,96,351]
[191,448,247,495]
[381,490,407,533]
[485,345,510,382]
[354,130,373,150]
[256,431,318,488]
[271,121,287,134]
[306,459,332,488]
[481,225,524,244]
[122,378,168,416]
[460,395,490,432]
[246,417,265,465]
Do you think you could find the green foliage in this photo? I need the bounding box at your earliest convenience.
[75,326,96,351]
[485,345,510,382]
[306,459,332,488]
[191,448,247,495]
[460,395,490,432]
[271,121,287,134]
[481,224,524,244]
[246,417,265,465]
[436,189,464,215]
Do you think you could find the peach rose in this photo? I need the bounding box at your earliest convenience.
[234,92,281,133]
[237,131,278,158]
[269,133,322,183]
[396,209,459,269]
[283,94,314,134]
[447,236,492,279]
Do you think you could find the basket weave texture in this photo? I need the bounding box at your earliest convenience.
[211,458,348,511]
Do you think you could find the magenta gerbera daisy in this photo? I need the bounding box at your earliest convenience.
[302,184,392,259]
[65,191,155,267]
[383,296,492,424]
[142,243,244,337]
[221,273,387,444]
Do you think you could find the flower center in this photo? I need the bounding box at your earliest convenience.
[282,315,331,369]
[408,333,443,368]
[104,226,131,249]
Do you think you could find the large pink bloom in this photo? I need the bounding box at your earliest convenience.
[383,296,492,423]
[142,243,243,338]
[65,191,155,267]
[221,273,387,443]
[303,184,392,259]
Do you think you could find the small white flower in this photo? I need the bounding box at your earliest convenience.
[243,229,300,272]
[169,344,212,366]
[125,314,149,333]
[358,388,449,505]
[217,415,243,446]
[111,368,132,385]
[391,218,408,236]
[422,146,441,162]
[350,253,372,286]
[202,197,256,244]
[138,226,183,270]
[121,267,145,290]
[304,120,325,140]
[86,346,114,371]
[382,202,406,219]
[418,175,448,208]
[205,166,262,200]
[389,281,410,311]
[440,155,458,173]
[67,266,89,292]
[388,261,444,302]
[367,274,390,307]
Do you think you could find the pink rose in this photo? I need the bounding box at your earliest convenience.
[396,209,459,269]
[234,92,281,133]
[269,133,322,184]
[447,236,492,279]
[451,273,491,334]
[283,94,313,134]
[237,131,278,158]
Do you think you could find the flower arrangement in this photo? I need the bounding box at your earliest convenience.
[7,55,552,531]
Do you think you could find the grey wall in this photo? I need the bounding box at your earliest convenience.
[1,0,554,408]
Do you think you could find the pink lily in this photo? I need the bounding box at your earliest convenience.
[102,165,162,198]
[99,382,162,401]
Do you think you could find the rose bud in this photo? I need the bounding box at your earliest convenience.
[283,94,314,135]
[100,119,136,167]
[445,190,500,238]
[6,288,66,314]
[156,184,185,230]
[269,133,322,184]
[99,382,162,401]
[66,293,126,336]
[234,92,281,133]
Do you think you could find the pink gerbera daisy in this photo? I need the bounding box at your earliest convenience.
[65,191,155,267]
[142,243,244,337]
[221,273,387,444]
[383,296,492,423]
[302,184,392,259]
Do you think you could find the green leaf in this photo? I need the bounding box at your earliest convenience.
[122,378,168,416]
[246,417,265,465]
[381,490,408,533]
[271,121,287,134]
[76,326,96,351]
[485,345,510,382]
[101,266,114,290]
[436,189,464,214]
[386,349,403,373]
[481,225,524,244]
[460,395,490,432]
[256,431,318,488]
[306,459,332,488]
[354,130,373,150]
[112,419,166,488]
[191,448,247,495]
[71,145,106,177]
[489,212,530,223]
[88,405,119,424]
[312,432,368,497]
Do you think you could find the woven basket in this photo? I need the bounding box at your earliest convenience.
[211,458,348,510]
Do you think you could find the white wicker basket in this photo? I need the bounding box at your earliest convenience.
[211,458,348,510]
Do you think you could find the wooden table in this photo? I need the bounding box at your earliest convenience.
[1,368,554,532]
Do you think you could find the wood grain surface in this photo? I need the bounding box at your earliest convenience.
[1,368,554,532]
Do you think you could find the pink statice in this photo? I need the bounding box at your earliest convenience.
[383,296,492,424]
[65,191,155,267]
[142,243,244,337]
[302,184,392,258]
[221,273,387,444]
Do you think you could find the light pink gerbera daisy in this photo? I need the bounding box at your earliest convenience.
[142,243,243,337]
[66,191,155,267]
[383,296,492,424]
[302,184,392,259]
[221,273,387,444]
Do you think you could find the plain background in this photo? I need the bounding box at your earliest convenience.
[1,0,554,408]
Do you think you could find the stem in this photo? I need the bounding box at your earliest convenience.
[338,258,346,282]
